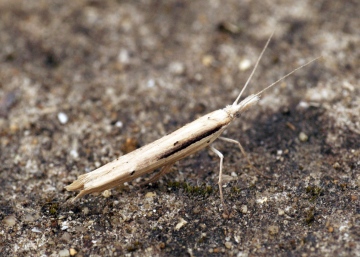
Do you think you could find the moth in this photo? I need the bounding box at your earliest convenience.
[66,32,319,212]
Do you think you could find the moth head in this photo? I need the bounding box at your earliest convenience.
[235,94,260,114]
[225,94,260,118]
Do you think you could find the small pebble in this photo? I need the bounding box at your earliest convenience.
[23,214,35,222]
[192,206,201,214]
[70,149,79,158]
[256,197,268,204]
[194,73,203,81]
[175,218,188,231]
[268,225,279,235]
[115,121,123,128]
[332,162,341,169]
[61,232,71,242]
[237,251,248,257]
[83,207,89,215]
[212,247,221,253]
[238,59,251,71]
[240,205,248,214]
[102,190,111,198]
[3,215,16,227]
[69,248,77,256]
[58,112,68,124]
[118,49,130,64]
[145,191,156,198]
[342,81,354,91]
[61,221,69,230]
[278,209,285,216]
[59,249,70,257]
[202,55,214,66]
[298,101,309,109]
[199,223,206,229]
[147,79,155,88]
[225,242,232,249]
[31,227,42,233]
[218,21,241,34]
[169,61,185,75]
[299,132,308,142]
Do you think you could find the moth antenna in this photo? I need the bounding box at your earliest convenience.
[255,56,322,97]
[233,31,274,106]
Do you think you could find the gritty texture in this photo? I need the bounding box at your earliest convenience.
[0,0,359,256]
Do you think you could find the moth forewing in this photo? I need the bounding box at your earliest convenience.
[66,108,235,200]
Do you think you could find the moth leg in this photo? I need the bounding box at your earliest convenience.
[218,137,269,178]
[143,162,175,185]
[210,146,228,214]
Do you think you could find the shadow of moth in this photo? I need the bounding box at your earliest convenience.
[66,32,319,212]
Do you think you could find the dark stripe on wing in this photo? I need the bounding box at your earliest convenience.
[158,124,223,159]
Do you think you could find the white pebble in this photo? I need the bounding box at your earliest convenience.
[169,61,185,75]
[238,59,251,71]
[102,190,112,198]
[59,249,70,257]
[278,209,285,216]
[147,79,155,88]
[83,207,90,215]
[256,196,268,204]
[70,149,79,158]
[58,112,68,124]
[61,221,69,230]
[240,205,248,214]
[299,132,308,142]
[118,49,130,64]
[31,227,42,233]
[115,121,123,128]
[298,101,309,109]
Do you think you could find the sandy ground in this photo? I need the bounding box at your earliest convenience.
[0,0,359,256]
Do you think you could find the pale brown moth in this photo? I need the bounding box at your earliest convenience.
[66,32,319,213]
